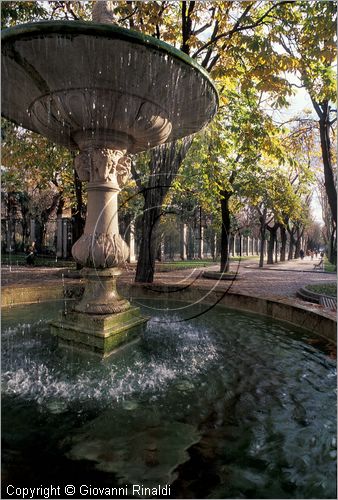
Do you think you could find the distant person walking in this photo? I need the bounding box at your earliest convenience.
[310,250,314,260]
[299,249,304,260]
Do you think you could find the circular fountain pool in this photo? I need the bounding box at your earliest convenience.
[2,300,336,499]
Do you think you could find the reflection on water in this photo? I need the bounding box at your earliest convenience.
[1,300,336,498]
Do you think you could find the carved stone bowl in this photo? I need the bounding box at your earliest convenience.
[2,21,218,153]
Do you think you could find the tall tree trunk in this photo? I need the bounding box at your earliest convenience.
[34,220,43,253]
[280,225,287,262]
[135,139,192,283]
[210,229,216,261]
[19,192,30,249]
[136,204,162,282]
[259,209,267,268]
[220,191,231,273]
[267,223,278,265]
[314,100,337,227]
[35,193,60,253]
[294,226,304,259]
[311,100,336,264]
[275,235,278,263]
[187,225,194,260]
[329,226,337,266]
[71,160,85,244]
[71,164,85,269]
[287,226,296,260]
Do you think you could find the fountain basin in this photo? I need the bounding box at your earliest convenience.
[2,298,336,498]
[1,21,218,152]
[2,279,336,344]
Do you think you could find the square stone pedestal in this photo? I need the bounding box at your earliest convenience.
[50,306,148,357]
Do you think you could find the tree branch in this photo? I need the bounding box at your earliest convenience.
[65,2,79,20]
[193,3,253,60]
[120,2,138,25]
[311,97,324,120]
[193,21,212,37]
[201,18,219,68]
[195,1,294,63]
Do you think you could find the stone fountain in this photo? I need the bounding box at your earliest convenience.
[1,7,218,356]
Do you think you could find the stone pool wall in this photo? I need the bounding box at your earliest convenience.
[2,281,336,345]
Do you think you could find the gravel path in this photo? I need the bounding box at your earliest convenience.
[2,257,335,303]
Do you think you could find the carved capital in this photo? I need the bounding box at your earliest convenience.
[74,148,131,187]
[116,155,131,188]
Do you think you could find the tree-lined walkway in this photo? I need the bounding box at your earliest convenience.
[145,257,335,304]
[2,257,336,319]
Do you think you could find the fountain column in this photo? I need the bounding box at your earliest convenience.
[51,148,148,356]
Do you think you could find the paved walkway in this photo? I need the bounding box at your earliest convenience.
[243,255,327,273]
[2,257,336,317]
[144,258,335,301]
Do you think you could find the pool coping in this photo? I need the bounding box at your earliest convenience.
[2,280,336,345]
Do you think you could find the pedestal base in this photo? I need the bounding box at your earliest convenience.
[51,306,148,357]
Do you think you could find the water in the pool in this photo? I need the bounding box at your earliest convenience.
[1,299,336,498]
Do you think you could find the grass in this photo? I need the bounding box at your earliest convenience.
[156,259,214,271]
[324,258,336,273]
[306,283,337,297]
[156,255,258,272]
[2,253,258,271]
[1,252,75,268]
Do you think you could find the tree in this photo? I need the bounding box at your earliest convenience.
[306,221,324,253]
[242,162,305,267]
[133,138,193,281]
[167,83,292,272]
[3,1,332,275]
[1,1,92,27]
[1,3,92,253]
[1,1,49,28]
[277,117,317,261]
[273,0,337,262]
[318,176,336,260]
[116,0,299,282]
[1,120,78,252]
